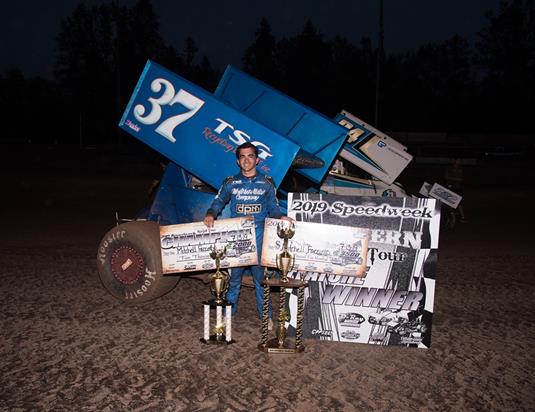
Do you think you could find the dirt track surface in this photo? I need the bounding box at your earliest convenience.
[1,171,534,411]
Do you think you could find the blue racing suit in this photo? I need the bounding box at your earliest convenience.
[206,172,282,318]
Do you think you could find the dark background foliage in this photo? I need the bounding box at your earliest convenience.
[1,0,534,149]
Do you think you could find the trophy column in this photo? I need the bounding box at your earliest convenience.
[258,222,308,354]
[201,300,233,344]
[200,245,235,345]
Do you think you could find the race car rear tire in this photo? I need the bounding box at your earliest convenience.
[96,221,179,303]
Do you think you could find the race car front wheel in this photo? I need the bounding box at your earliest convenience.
[96,221,179,303]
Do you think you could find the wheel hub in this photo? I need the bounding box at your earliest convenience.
[111,245,144,285]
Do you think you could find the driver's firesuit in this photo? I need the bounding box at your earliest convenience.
[206,171,282,318]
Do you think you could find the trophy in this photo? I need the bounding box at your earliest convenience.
[201,243,234,345]
[259,220,307,354]
[209,245,228,304]
[276,222,295,282]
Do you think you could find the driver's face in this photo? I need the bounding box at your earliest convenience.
[237,147,259,176]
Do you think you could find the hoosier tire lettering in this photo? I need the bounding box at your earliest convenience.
[124,268,157,300]
[96,221,180,303]
[98,229,126,264]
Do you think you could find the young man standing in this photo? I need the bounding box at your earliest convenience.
[203,142,292,326]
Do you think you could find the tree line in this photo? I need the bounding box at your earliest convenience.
[1,0,533,147]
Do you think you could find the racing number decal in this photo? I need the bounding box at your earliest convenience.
[156,89,205,142]
[133,78,205,143]
[134,78,174,125]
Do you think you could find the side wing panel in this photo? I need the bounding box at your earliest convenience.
[119,60,300,189]
[215,66,348,184]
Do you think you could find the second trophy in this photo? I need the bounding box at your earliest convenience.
[259,221,308,354]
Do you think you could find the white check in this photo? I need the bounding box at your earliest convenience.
[261,218,370,277]
[159,217,257,274]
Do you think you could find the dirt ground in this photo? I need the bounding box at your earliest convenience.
[1,160,534,411]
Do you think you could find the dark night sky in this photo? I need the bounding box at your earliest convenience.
[2,0,501,79]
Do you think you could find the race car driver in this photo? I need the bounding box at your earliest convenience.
[203,142,292,327]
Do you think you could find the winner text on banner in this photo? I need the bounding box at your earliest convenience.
[261,218,370,277]
[284,193,441,348]
[160,217,257,274]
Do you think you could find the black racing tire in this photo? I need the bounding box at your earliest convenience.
[96,221,179,303]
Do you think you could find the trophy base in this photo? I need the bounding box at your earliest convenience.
[200,336,235,345]
[258,338,305,354]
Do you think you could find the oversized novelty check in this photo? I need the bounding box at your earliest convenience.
[260,218,369,277]
[160,217,257,274]
[428,182,462,209]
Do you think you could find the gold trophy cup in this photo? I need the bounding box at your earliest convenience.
[209,245,229,304]
[276,222,295,282]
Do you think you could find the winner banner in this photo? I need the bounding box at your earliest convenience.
[261,219,369,277]
[285,193,440,349]
[160,217,257,274]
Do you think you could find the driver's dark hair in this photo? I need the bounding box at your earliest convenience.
[236,142,258,159]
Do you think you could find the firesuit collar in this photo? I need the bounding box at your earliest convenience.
[240,172,258,180]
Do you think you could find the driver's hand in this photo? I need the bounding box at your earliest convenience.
[203,215,215,228]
